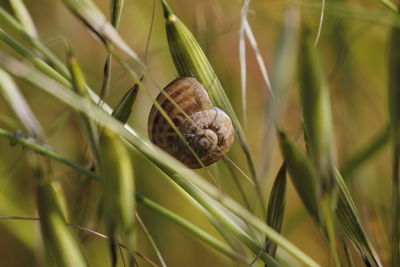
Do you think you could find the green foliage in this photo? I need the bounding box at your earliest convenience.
[0,0,397,266]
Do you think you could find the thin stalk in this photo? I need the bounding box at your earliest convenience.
[135,194,247,263]
[136,213,167,267]
[341,126,389,179]
[0,128,98,179]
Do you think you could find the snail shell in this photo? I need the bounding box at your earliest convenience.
[148,77,235,168]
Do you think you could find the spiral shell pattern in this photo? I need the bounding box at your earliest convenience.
[148,77,235,168]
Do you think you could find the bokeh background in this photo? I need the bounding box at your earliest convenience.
[0,0,394,266]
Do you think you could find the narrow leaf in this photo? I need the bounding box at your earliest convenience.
[61,0,143,67]
[111,84,138,124]
[335,170,382,267]
[299,26,335,192]
[67,48,100,164]
[278,130,319,221]
[265,163,287,257]
[0,68,43,137]
[9,0,38,39]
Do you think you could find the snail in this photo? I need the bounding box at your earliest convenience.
[148,77,235,168]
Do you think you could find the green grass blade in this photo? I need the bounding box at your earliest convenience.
[0,7,69,76]
[266,163,287,257]
[377,0,398,12]
[0,28,71,88]
[341,126,389,179]
[111,84,138,124]
[278,130,319,221]
[0,127,98,179]
[298,26,335,192]
[0,68,43,137]
[136,193,248,263]
[334,170,382,266]
[110,0,124,28]
[61,0,143,67]
[9,0,38,39]
[299,25,340,264]
[99,0,125,100]
[67,49,100,164]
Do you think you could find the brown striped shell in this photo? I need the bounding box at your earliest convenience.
[148,77,235,168]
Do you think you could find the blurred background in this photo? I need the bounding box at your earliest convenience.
[0,0,394,266]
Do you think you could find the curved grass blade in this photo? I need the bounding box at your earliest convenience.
[61,0,143,67]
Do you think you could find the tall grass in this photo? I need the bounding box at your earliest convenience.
[0,0,397,266]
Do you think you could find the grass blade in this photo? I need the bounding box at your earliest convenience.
[0,127,98,179]
[0,68,43,137]
[265,163,287,257]
[9,0,38,39]
[111,84,138,124]
[0,7,68,76]
[299,26,335,192]
[298,24,341,265]
[61,0,143,67]
[278,130,319,221]
[136,193,248,264]
[99,0,125,100]
[239,0,250,125]
[341,126,389,179]
[334,170,382,266]
[67,48,100,165]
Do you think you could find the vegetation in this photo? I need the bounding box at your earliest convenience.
[0,0,398,266]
